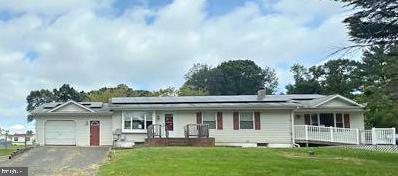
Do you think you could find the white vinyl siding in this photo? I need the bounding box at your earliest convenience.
[320,99,353,107]
[210,110,292,144]
[349,112,365,130]
[154,110,292,145]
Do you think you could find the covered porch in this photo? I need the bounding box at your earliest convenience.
[294,111,364,129]
[293,108,395,146]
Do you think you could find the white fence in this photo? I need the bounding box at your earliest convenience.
[294,125,396,145]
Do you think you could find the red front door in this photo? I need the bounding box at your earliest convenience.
[90,121,100,146]
[165,114,174,131]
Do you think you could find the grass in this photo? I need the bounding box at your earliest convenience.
[99,147,398,176]
[0,145,21,156]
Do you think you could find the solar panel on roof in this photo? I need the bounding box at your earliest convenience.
[114,94,326,104]
[43,103,62,108]
[88,103,103,108]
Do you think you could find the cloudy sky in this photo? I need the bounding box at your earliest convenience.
[0,0,354,133]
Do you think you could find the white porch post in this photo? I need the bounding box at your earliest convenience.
[152,110,156,124]
[291,110,295,146]
[392,128,396,145]
[305,125,309,141]
[356,129,360,145]
[329,126,334,142]
[372,127,377,145]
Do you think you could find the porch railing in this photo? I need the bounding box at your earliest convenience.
[294,125,396,145]
[184,124,209,138]
[147,124,169,138]
[367,128,396,145]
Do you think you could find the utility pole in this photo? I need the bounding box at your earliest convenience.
[5,130,8,150]
[24,133,27,149]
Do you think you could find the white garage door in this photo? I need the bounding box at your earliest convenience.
[45,120,76,145]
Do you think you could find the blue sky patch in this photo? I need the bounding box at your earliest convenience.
[111,0,173,17]
[0,10,23,21]
[25,50,39,62]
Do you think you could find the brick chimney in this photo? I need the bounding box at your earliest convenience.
[257,87,267,100]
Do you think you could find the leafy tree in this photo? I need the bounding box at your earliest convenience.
[88,84,176,102]
[181,60,278,95]
[178,83,207,96]
[184,64,211,91]
[218,60,278,95]
[178,64,211,96]
[26,89,55,122]
[26,130,34,135]
[286,60,360,98]
[151,87,177,97]
[26,89,54,112]
[357,46,398,128]
[53,84,87,102]
[286,64,322,94]
[26,84,88,122]
[88,84,146,102]
[336,0,398,47]
[314,59,361,98]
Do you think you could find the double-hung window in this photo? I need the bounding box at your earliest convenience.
[123,111,153,132]
[335,113,344,128]
[203,112,216,129]
[239,112,254,129]
[311,113,318,126]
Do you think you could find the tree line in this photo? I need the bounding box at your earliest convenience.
[26,0,398,129]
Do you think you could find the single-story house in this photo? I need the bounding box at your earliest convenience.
[9,133,36,145]
[32,90,364,147]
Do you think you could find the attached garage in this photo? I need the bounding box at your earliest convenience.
[45,120,76,146]
[34,100,113,146]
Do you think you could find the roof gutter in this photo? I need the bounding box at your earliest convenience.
[108,106,299,111]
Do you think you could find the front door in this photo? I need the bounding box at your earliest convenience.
[90,121,100,146]
[165,114,174,137]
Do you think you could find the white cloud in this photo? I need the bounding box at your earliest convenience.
[9,124,26,134]
[0,0,352,124]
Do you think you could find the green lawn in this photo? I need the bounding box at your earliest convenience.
[99,147,398,176]
[0,146,21,156]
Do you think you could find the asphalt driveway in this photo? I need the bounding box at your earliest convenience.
[0,146,110,176]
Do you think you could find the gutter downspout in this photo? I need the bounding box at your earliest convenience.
[291,106,300,147]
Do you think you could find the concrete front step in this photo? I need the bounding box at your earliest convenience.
[165,138,189,146]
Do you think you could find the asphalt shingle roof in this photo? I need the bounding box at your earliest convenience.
[32,94,362,113]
